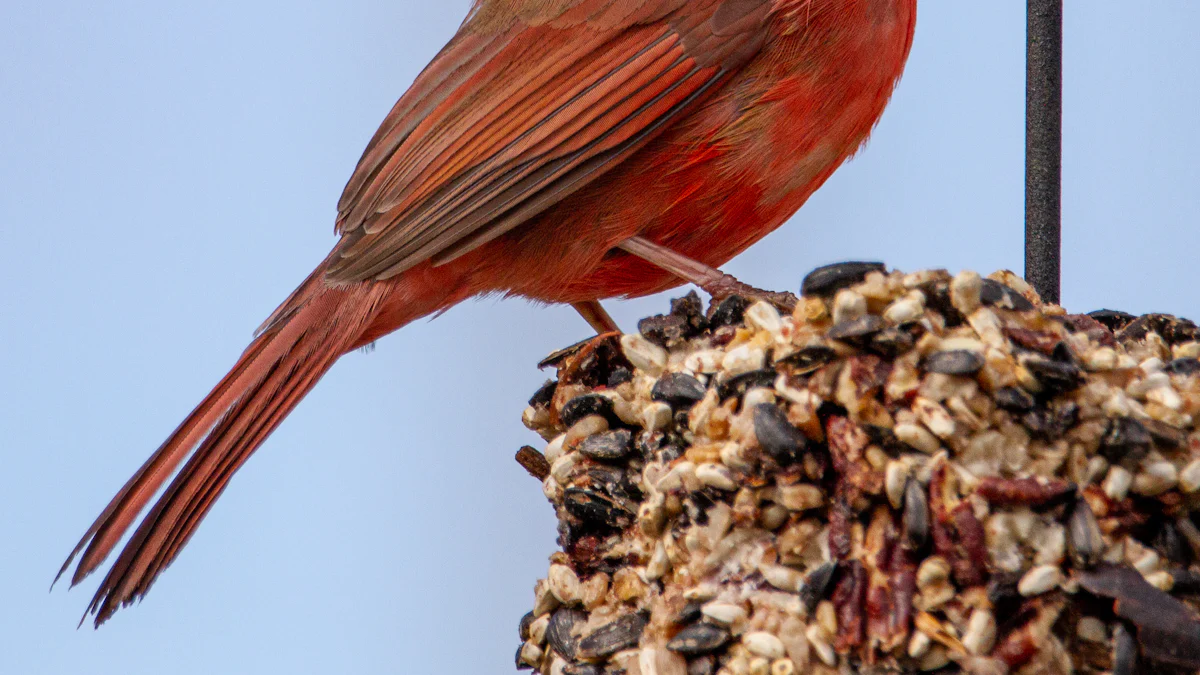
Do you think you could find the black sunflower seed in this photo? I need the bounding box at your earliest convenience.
[585,467,642,505]
[529,380,558,407]
[666,622,730,655]
[780,345,838,374]
[516,644,532,671]
[1067,498,1103,569]
[801,261,886,297]
[716,369,778,402]
[652,372,708,408]
[547,608,588,661]
[920,280,966,328]
[799,561,839,614]
[639,314,690,348]
[563,488,634,529]
[924,350,985,375]
[1088,309,1137,332]
[1154,521,1189,566]
[1099,417,1152,463]
[827,315,886,344]
[539,338,594,369]
[1023,356,1084,395]
[560,394,617,428]
[1051,341,1079,365]
[753,403,807,466]
[607,367,633,387]
[1166,358,1200,377]
[980,278,1035,311]
[578,430,634,462]
[638,431,685,463]
[902,477,930,551]
[708,295,751,328]
[577,613,649,660]
[868,326,917,358]
[1143,418,1187,449]
[1118,314,1200,346]
[986,572,1023,620]
[995,386,1036,412]
[1021,401,1079,441]
[675,601,704,626]
[519,611,536,641]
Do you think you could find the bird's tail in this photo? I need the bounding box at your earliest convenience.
[56,275,390,627]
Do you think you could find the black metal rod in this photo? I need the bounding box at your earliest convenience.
[1025,0,1063,304]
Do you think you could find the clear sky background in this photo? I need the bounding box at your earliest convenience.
[1,2,1198,673]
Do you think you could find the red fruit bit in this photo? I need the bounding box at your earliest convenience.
[832,560,867,653]
[828,487,854,561]
[928,465,988,587]
[888,545,918,644]
[993,628,1038,668]
[1004,327,1062,355]
[846,354,891,396]
[929,466,955,558]
[827,416,883,495]
[950,503,989,587]
[865,582,891,653]
[975,475,1073,507]
[1061,314,1117,347]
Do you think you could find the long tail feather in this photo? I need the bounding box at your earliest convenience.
[58,282,388,627]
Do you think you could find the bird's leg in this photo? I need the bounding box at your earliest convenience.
[618,236,798,311]
[571,300,620,334]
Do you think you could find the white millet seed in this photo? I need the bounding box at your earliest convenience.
[1018,565,1063,596]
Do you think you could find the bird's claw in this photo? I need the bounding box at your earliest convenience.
[706,277,798,313]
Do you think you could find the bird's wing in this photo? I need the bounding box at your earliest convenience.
[327,0,772,283]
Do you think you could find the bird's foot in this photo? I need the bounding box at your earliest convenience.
[702,276,798,313]
[617,236,797,313]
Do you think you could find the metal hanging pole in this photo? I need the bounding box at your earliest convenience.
[1025,0,1063,304]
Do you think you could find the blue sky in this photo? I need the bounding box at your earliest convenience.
[2,2,1198,673]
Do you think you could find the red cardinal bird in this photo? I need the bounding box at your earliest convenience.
[60,0,916,626]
